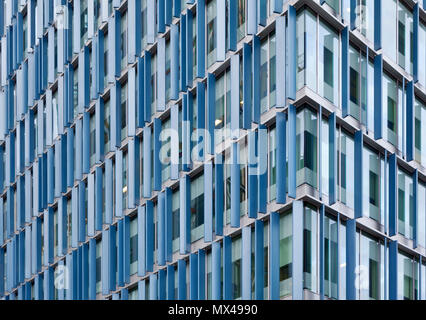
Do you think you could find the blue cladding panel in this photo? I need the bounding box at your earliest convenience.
[374,55,383,140]
[223,236,232,299]
[389,153,397,236]
[374,0,381,50]
[269,212,279,300]
[389,240,398,300]
[230,142,240,228]
[406,81,414,161]
[276,112,286,204]
[248,130,258,218]
[329,113,336,205]
[212,241,221,299]
[346,219,356,300]
[342,27,349,117]
[242,226,251,300]
[252,36,260,123]
[287,6,296,100]
[215,155,224,236]
[254,219,263,299]
[138,206,146,276]
[354,131,363,218]
[204,161,213,242]
[189,253,198,299]
[196,0,206,78]
[178,259,186,300]
[292,201,303,300]
[146,201,154,272]
[258,125,267,213]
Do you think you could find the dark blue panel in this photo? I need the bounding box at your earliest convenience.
[158,268,166,300]
[231,142,240,228]
[374,0,381,50]
[207,73,216,154]
[254,219,263,299]
[212,241,221,299]
[146,201,154,272]
[329,113,336,205]
[165,187,173,262]
[389,240,398,300]
[258,125,267,213]
[252,36,260,123]
[214,155,224,236]
[276,112,287,204]
[346,219,356,300]
[154,118,162,191]
[228,0,237,51]
[180,14,187,92]
[288,105,296,198]
[223,236,232,300]
[243,43,252,128]
[178,259,186,300]
[144,51,152,123]
[354,130,363,218]
[186,10,193,88]
[269,212,279,300]
[138,205,146,276]
[189,253,198,300]
[198,249,205,300]
[204,161,213,242]
[158,192,165,266]
[247,130,258,218]
[196,0,206,78]
[166,264,175,300]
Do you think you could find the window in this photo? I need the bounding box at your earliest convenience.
[121,11,128,71]
[214,69,231,147]
[398,251,418,300]
[104,99,110,154]
[338,129,355,209]
[237,0,246,42]
[151,53,157,116]
[320,118,329,196]
[190,174,204,242]
[141,0,148,49]
[324,213,338,299]
[161,117,171,183]
[362,146,385,223]
[165,40,171,103]
[414,98,426,167]
[232,235,242,299]
[297,10,339,105]
[355,0,375,42]
[268,126,277,202]
[348,45,368,123]
[279,210,292,297]
[382,0,397,62]
[123,151,128,210]
[418,182,426,248]
[397,2,413,73]
[130,216,138,275]
[296,107,318,189]
[207,0,217,67]
[397,169,414,239]
[121,82,127,142]
[357,232,385,300]
[80,1,89,48]
[303,205,318,293]
[383,74,402,149]
[89,113,96,167]
[260,33,276,114]
[172,189,180,252]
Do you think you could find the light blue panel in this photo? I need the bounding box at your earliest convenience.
[115,149,123,217]
[230,54,239,139]
[157,37,166,111]
[182,93,191,171]
[117,218,124,287]
[258,125,267,213]
[247,0,256,35]
[170,24,179,100]
[413,170,418,248]
[24,226,31,279]
[135,57,144,128]
[78,180,86,243]
[178,259,187,300]
[189,253,198,300]
[158,192,165,266]
[170,104,180,179]
[57,196,67,257]
[288,105,296,198]
[252,36,260,123]
[275,15,286,108]
[78,46,90,111]
[223,236,232,300]
[127,0,141,63]
[179,175,190,254]
[217,0,225,61]
[110,81,121,149]
[374,0,381,50]
[124,216,130,285]
[273,0,283,12]
[101,229,109,295]
[196,0,205,78]
[374,54,383,140]
[166,264,175,300]
[287,5,296,100]
[212,241,221,299]
[389,240,398,300]
[204,161,213,242]
[269,212,280,300]
[342,27,349,117]
[24,109,34,167]
[329,113,336,205]
[389,153,397,236]
[147,0,155,44]
[276,112,287,204]
[95,98,105,163]
[165,187,173,262]
[88,0,94,39]
[105,157,113,224]
[346,218,356,300]
[95,167,103,231]
[71,186,79,248]
[144,51,152,122]
[67,128,74,188]
[406,81,414,161]
[228,0,237,51]
[37,101,44,155]
[75,118,83,181]
[215,154,224,236]
[87,172,95,237]
[73,0,81,53]
[108,11,121,82]
[143,126,152,198]
[82,112,90,174]
[146,201,154,272]
[247,130,258,218]
[198,249,206,300]
[138,280,146,300]
[354,130,363,218]
[96,30,105,95]
[128,66,137,137]
[186,10,193,88]
[128,136,140,209]
[242,226,251,300]
[89,238,96,300]
[231,142,240,228]
[292,200,303,300]
[138,206,146,276]
[154,118,162,191]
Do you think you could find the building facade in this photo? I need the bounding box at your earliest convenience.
[0,0,425,300]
